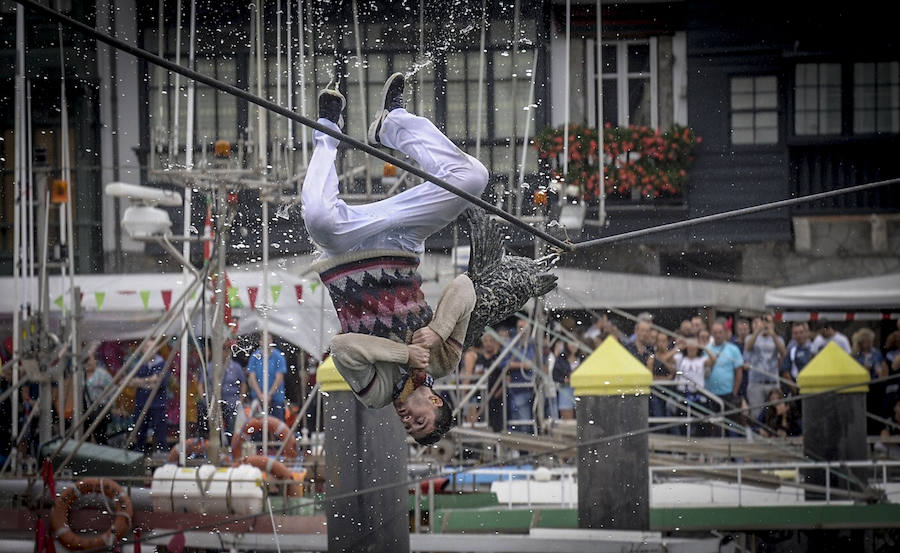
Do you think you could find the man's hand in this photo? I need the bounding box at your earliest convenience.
[412,327,442,350]
[407,344,430,369]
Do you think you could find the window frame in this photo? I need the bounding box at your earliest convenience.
[586,37,659,129]
[788,58,900,144]
[728,73,781,147]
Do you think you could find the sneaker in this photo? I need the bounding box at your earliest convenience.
[318,88,346,129]
[367,72,405,145]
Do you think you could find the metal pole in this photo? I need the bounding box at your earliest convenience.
[255,0,266,171]
[171,0,182,162]
[474,0,486,160]
[596,0,606,225]
[12,2,25,443]
[563,0,570,178]
[37,178,52,446]
[298,0,309,167]
[286,0,294,175]
[507,0,520,215]
[262,194,270,454]
[208,183,227,461]
[276,0,282,170]
[156,0,165,166]
[418,0,425,116]
[180,0,197,467]
[517,48,538,193]
[352,0,371,198]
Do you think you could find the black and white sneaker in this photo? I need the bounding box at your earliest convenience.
[367,72,405,145]
[318,87,346,129]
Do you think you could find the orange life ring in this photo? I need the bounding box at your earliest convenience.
[50,478,133,551]
[230,416,298,459]
[235,455,303,497]
[167,437,209,463]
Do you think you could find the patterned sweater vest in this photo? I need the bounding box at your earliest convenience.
[317,250,433,344]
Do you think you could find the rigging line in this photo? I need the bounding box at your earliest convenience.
[572,176,900,250]
[52,258,216,476]
[124,326,189,449]
[91,371,900,553]
[12,0,571,253]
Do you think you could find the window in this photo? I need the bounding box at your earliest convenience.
[795,63,841,135]
[853,62,900,134]
[588,40,658,128]
[197,58,238,144]
[730,75,778,145]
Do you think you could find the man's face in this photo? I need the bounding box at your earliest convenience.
[394,386,442,440]
[679,320,694,337]
[737,320,750,338]
[711,323,727,345]
[792,324,809,345]
[517,320,529,335]
[821,326,835,338]
[691,317,704,334]
[636,321,652,346]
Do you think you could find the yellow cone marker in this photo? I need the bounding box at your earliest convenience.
[571,336,653,396]
[797,341,869,394]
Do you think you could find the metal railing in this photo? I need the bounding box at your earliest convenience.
[649,460,900,506]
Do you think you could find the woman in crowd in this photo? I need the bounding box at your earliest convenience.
[757,387,801,438]
[553,338,586,420]
[84,347,114,444]
[883,331,900,418]
[853,328,889,434]
[671,338,716,436]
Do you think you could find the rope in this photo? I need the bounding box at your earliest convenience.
[572,176,900,249]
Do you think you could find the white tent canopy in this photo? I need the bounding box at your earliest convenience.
[764,273,900,311]
[0,265,341,360]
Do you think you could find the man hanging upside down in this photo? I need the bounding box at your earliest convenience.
[302,72,489,445]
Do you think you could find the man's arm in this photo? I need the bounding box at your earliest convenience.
[732,363,744,398]
[268,353,287,397]
[422,275,476,344]
[247,370,264,400]
[461,348,478,384]
[745,327,762,351]
[774,335,787,357]
[331,333,429,371]
[412,274,477,378]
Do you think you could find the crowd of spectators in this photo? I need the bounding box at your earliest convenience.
[0,332,293,461]
[456,311,900,445]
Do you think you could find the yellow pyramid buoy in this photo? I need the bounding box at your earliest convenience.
[570,336,653,396]
[317,355,352,392]
[797,341,869,394]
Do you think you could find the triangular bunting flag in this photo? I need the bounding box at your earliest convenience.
[227,286,244,308]
[294,284,304,304]
[161,290,173,311]
[94,292,105,311]
[310,281,320,293]
[54,296,64,309]
[140,290,151,311]
[247,286,259,310]
[270,284,282,304]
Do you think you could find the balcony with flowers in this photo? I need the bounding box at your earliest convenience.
[532,123,701,206]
